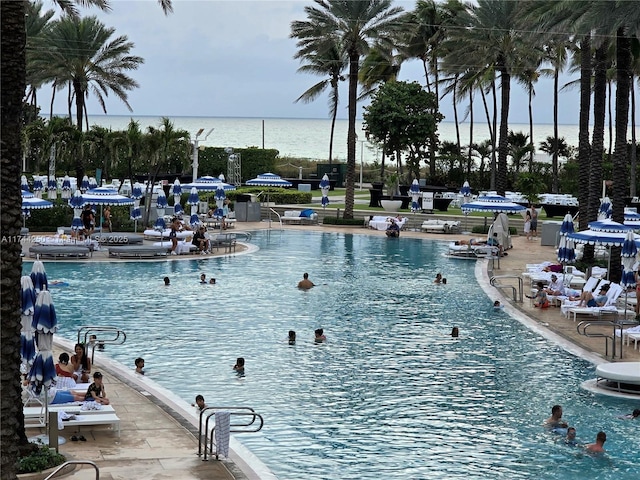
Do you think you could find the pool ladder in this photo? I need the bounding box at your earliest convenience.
[269,208,283,229]
[43,460,99,480]
[576,319,636,359]
[77,325,127,363]
[490,275,524,303]
[197,406,264,461]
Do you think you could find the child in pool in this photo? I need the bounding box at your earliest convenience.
[233,357,245,376]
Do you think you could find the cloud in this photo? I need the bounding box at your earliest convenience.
[38,0,587,125]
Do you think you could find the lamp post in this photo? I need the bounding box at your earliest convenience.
[192,128,214,181]
[358,140,365,191]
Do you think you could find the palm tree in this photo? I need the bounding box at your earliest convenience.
[442,0,539,196]
[542,36,568,193]
[291,0,405,219]
[25,1,55,109]
[1,2,172,476]
[32,15,144,133]
[293,40,347,167]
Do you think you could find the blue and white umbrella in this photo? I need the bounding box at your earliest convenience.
[33,178,44,198]
[30,260,48,292]
[187,187,201,217]
[22,189,34,199]
[22,196,53,227]
[460,195,526,214]
[21,175,30,192]
[20,275,37,365]
[183,176,236,192]
[68,190,84,209]
[560,213,575,235]
[567,219,640,246]
[88,177,98,190]
[409,179,421,212]
[71,216,84,231]
[131,182,144,201]
[621,229,638,318]
[47,178,57,199]
[174,203,184,216]
[130,206,142,221]
[190,214,201,227]
[156,189,168,219]
[61,175,72,199]
[83,187,135,206]
[320,174,330,209]
[80,175,90,193]
[557,235,576,264]
[460,180,471,196]
[246,172,292,188]
[171,179,183,207]
[22,195,52,210]
[83,187,134,229]
[28,290,57,395]
[154,217,166,231]
[598,196,612,220]
[215,186,226,217]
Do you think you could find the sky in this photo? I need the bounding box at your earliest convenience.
[38,0,621,125]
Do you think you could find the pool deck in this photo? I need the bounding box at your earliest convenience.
[28,221,639,479]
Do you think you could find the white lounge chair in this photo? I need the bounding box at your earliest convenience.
[565,282,624,321]
[559,277,602,315]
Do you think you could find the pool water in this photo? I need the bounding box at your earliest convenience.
[30,231,640,479]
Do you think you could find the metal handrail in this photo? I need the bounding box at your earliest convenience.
[269,208,283,229]
[577,318,638,359]
[77,326,127,362]
[490,275,523,303]
[197,407,263,460]
[44,460,99,480]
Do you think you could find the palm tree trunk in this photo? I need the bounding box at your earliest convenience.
[608,81,613,161]
[467,90,474,176]
[630,78,637,197]
[552,70,559,193]
[453,76,460,153]
[328,107,337,166]
[1,2,33,477]
[496,67,510,196]
[590,42,608,222]
[528,85,534,173]
[491,80,498,191]
[344,51,358,219]
[577,34,592,234]
[610,31,632,284]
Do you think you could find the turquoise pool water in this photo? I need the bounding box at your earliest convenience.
[29,231,639,479]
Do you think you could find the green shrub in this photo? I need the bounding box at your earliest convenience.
[16,444,66,474]
[323,216,364,226]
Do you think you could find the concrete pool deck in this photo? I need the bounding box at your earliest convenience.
[26,220,639,479]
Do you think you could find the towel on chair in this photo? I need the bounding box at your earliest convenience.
[215,410,230,458]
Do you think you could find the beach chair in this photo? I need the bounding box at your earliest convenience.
[565,282,623,321]
[559,277,602,315]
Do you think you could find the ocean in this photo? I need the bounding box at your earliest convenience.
[84,114,633,164]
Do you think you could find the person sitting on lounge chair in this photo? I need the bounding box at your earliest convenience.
[577,283,610,307]
[544,274,565,296]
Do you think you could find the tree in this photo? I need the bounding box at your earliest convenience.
[292,39,347,166]
[443,0,540,196]
[1,1,172,477]
[362,81,442,181]
[31,15,144,134]
[290,0,405,219]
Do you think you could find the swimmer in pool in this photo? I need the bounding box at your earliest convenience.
[618,408,640,420]
[585,431,606,453]
[563,427,578,446]
[544,404,569,429]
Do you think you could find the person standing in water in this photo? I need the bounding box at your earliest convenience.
[297,273,315,290]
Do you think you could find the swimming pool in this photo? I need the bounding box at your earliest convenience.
[30,231,640,479]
